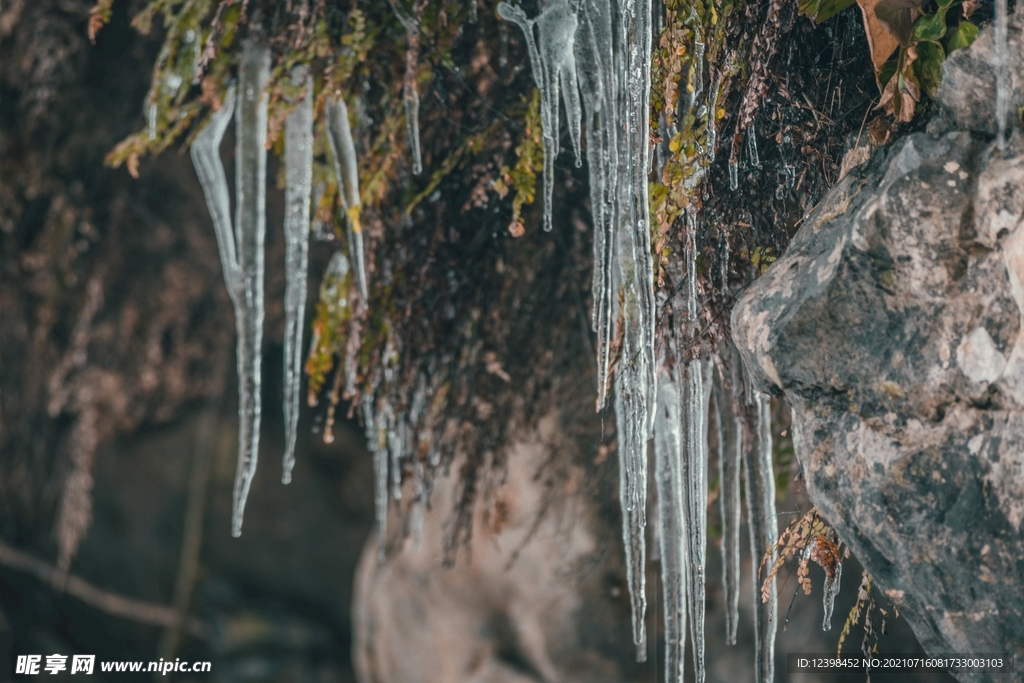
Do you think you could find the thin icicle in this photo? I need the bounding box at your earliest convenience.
[683,358,708,683]
[747,123,760,168]
[148,102,158,140]
[281,66,313,486]
[655,376,687,683]
[615,381,648,662]
[728,158,739,190]
[995,0,1008,151]
[387,408,404,500]
[390,1,424,175]
[713,359,742,646]
[745,390,778,683]
[364,396,389,563]
[575,0,616,409]
[822,546,842,631]
[229,41,271,538]
[326,96,367,303]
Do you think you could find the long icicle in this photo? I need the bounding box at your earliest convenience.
[281,66,313,485]
[326,96,367,302]
[745,389,778,683]
[683,357,708,683]
[713,356,742,645]
[615,377,647,661]
[655,375,688,683]
[229,40,271,537]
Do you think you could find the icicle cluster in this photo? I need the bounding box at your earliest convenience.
[191,45,362,535]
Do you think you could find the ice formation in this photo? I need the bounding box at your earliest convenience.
[654,377,688,683]
[390,0,424,175]
[995,0,1008,150]
[822,546,842,631]
[190,40,271,537]
[745,390,778,683]
[281,67,314,485]
[326,96,367,301]
[713,359,742,645]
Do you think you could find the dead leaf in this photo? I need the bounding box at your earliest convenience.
[855,0,920,71]
[877,45,920,122]
[962,0,979,19]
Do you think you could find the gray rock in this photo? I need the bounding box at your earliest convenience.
[937,3,1024,137]
[732,127,1024,682]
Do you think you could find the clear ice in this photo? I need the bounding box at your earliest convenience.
[822,547,842,631]
[497,0,582,232]
[745,390,778,683]
[390,1,424,175]
[281,66,313,486]
[326,96,367,302]
[190,40,271,538]
[615,380,648,661]
[995,0,1008,151]
[654,376,688,683]
[683,357,711,683]
[713,358,742,645]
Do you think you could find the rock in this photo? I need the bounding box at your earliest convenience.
[351,414,644,683]
[937,2,1024,137]
[732,126,1024,681]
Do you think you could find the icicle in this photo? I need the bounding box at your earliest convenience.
[390,1,424,175]
[190,40,271,538]
[363,395,389,563]
[229,41,271,537]
[326,96,367,302]
[822,549,842,631]
[728,159,739,191]
[654,376,688,683]
[497,0,582,231]
[995,0,1008,151]
[744,390,778,683]
[387,408,404,500]
[575,0,616,409]
[713,360,742,645]
[682,358,708,683]
[747,123,760,168]
[615,381,648,662]
[281,66,313,486]
[148,102,157,140]
[685,211,698,322]
[410,454,425,552]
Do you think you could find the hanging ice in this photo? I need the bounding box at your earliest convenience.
[615,380,648,661]
[190,40,271,538]
[728,159,739,191]
[713,358,742,645]
[747,123,759,168]
[995,0,1008,151]
[326,96,367,302]
[683,358,709,683]
[744,390,778,683]
[654,376,688,683]
[363,395,390,562]
[822,547,842,631]
[390,0,424,175]
[497,0,582,232]
[281,66,313,486]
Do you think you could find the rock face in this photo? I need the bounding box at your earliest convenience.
[732,95,1024,683]
[351,415,644,683]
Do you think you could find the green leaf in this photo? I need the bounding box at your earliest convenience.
[947,20,979,51]
[878,59,899,88]
[799,0,856,22]
[912,8,948,42]
[915,40,945,97]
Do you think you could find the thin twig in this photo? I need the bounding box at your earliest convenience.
[0,539,210,640]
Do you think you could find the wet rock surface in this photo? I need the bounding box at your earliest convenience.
[733,100,1024,683]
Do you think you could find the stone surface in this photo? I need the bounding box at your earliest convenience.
[732,124,1024,680]
[937,3,1024,137]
